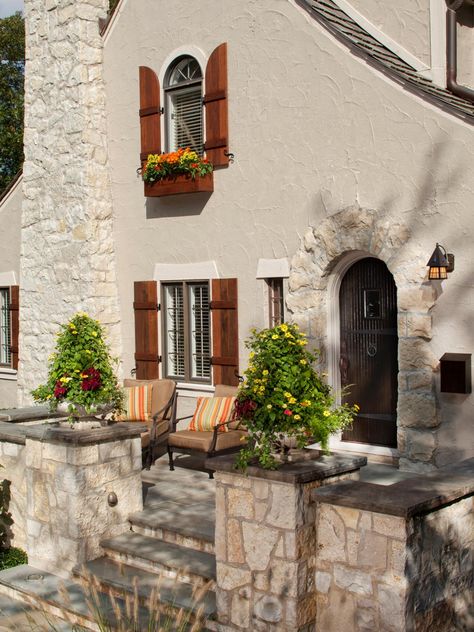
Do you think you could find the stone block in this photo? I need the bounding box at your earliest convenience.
[334,565,373,595]
[215,485,227,561]
[268,559,298,598]
[2,442,20,457]
[25,441,42,469]
[316,504,347,563]
[373,514,407,541]
[242,522,279,571]
[357,530,387,569]
[227,519,245,564]
[216,472,251,488]
[98,439,130,462]
[253,479,269,500]
[254,594,283,624]
[230,591,251,629]
[398,338,437,371]
[377,583,406,631]
[227,488,254,519]
[335,506,360,530]
[398,391,438,428]
[406,314,432,339]
[266,482,298,530]
[315,570,332,594]
[66,444,99,465]
[42,441,68,462]
[406,370,433,391]
[217,564,252,591]
[404,429,437,462]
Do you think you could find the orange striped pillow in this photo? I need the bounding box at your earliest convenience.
[188,397,236,433]
[119,385,153,421]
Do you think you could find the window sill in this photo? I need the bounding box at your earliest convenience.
[0,367,17,381]
[144,173,214,197]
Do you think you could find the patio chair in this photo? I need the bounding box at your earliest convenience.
[167,384,247,478]
[121,378,178,469]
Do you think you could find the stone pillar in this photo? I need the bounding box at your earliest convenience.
[313,459,474,631]
[209,453,366,631]
[19,0,122,404]
[24,423,144,577]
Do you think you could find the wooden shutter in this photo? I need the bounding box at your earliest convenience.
[139,66,162,164]
[204,43,229,168]
[210,278,239,386]
[9,285,19,370]
[133,281,160,379]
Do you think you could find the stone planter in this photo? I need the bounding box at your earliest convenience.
[24,422,146,577]
[207,452,367,631]
[144,172,214,197]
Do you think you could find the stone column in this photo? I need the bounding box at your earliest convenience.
[19,0,122,404]
[25,423,144,577]
[208,453,366,631]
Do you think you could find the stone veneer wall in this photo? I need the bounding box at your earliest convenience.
[288,206,439,472]
[212,455,364,631]
[0,441,26,551]
[18,0,121,404]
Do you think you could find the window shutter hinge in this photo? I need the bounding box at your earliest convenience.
[157,303,161,311]
[158,355,162,363]
[160,107,164,115]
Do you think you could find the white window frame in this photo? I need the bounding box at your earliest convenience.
[0,287,12,367]
[161,280,212,385]
[164,55,204,155]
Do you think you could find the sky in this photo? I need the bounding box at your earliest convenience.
[0,0,23,18]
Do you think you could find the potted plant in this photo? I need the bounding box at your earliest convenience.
[141,147,214,197]
[235,323,358,470]
[32,313,122,423]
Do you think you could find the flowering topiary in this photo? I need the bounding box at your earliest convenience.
[32,313,122,420]
[141,147,213,184]
[235,323,358,470]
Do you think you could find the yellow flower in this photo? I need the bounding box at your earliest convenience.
[72,330,78,335]
[289,397,297,404]
[294,414,301,420]
[284,392,292,399]
[60,376,72,383]
[301,400,311,407]
[80,374,89,379]
[74,369,80,373]
[284,332,293,338]
[323,410,331,417]
[92,331,98,337]
[354,404,360,411]
[267,404,272,410]
[249,352,255,358]
[46,394,51,400]
[85,349,92,355]
[262,370,269,376]
[300,359,307,365]
[280,324,288,332]
[298,339,307,346]
[272,334,279,340]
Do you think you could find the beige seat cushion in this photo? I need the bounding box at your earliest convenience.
[140,420,168,449]
[124,378,175,421]
[168,429,247,453]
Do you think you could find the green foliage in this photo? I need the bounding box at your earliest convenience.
[235,323,358,470]
[142,148,213,184]
[32,313,123,419]
[0,12,24,194]
[0,546,27,570]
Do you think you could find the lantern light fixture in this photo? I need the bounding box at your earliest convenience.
[427,243,455,280]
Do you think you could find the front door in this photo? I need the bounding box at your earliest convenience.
[339,258,398,447]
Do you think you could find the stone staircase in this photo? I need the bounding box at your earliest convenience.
[0,460,218,630]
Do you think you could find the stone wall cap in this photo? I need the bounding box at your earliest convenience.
[24,422,147,445]
[0,422,28,445]
[205,452,367,484]
[0,406,56,423]
[313,457,474,517]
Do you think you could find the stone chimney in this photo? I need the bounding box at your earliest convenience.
[18,0,122,404]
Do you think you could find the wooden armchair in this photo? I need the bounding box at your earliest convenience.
[122,378,178,469]
[167,384,247,478]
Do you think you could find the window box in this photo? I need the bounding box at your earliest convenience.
[144,172,214,197]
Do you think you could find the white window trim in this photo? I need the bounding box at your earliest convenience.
[0,271,17,286]
[159,46,207,89]
[154,261,219,282]
[0,367,17,381]
[256,258,289,279]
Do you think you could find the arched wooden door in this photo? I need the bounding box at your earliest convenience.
[339,258,398,447]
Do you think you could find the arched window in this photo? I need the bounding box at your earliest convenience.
[164,56,203,154]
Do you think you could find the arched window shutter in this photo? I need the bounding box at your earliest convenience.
[139,66,162,164]
[210,278,239,386]
[9,285,19,370]
[204,43,229,168]
[133,281,160,379]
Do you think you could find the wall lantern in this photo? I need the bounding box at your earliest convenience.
[427,243,455,280]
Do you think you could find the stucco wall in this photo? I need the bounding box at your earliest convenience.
[458,4,474,89]
[347,0,431,66]
[103,0,474,466]
[0,177,22,409]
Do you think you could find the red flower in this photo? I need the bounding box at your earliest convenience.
[284,409,292,416]
[54,380,68,399]
[81,367,102,391]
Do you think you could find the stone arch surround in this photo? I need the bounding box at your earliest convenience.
[287,206,440,472]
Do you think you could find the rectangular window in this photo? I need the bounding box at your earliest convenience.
[162,281,211,383]
[0,288,11,366]
[267,278,284,327]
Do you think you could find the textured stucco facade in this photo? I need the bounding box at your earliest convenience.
[0,0,473,469]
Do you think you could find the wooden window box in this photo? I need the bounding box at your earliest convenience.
[144,173,214,197]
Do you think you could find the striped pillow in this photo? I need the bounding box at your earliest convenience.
[119,385,153,421]
[188,397,236,433]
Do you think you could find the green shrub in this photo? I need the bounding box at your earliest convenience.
[0,546,27,570]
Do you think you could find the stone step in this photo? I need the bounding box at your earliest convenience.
[100,531,216,586]
[129,500,215,554]
[0,563,215,631]
[77,557,217,629]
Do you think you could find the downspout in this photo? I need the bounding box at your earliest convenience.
[446,0,474,103]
